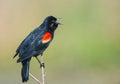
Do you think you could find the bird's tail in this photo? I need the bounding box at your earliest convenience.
[21,60,30,82]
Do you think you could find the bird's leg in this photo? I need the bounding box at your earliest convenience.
[36,56,45,84]
[36,56,45,68]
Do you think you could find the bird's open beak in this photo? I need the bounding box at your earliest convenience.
[56,18,63,25]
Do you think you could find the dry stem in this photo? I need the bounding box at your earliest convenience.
[29,73,42,84]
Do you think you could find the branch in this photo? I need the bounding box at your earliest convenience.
[36,57,45,84]
[29,73,42,84]
[41,66,45,84]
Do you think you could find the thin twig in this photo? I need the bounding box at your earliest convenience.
[36,57,45,84]
[29,73,42,84]
[41,66,45,84]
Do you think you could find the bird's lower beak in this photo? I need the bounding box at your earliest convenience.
[56,18,63,25]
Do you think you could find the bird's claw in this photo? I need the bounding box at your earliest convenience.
[40,63,45,68]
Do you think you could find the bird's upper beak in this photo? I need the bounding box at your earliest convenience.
[55,18,63,25]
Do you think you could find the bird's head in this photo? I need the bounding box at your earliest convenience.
[43,16,61,31]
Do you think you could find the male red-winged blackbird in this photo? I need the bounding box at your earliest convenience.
[13,16,60,82]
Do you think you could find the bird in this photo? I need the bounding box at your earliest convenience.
[13,16,61,82]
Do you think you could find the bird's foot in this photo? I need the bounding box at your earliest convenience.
[40,63,45,68]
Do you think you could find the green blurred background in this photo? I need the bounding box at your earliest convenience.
[0,0,120,84]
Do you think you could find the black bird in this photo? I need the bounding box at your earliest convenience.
[13,16,60,82]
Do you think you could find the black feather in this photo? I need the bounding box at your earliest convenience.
[13,16,60,82]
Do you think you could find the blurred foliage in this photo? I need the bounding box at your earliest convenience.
[0,0,120,84]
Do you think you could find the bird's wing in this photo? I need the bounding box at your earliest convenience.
[17,31,53,62]
[14,27,45,60]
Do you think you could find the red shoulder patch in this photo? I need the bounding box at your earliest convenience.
[42,32,52,43]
